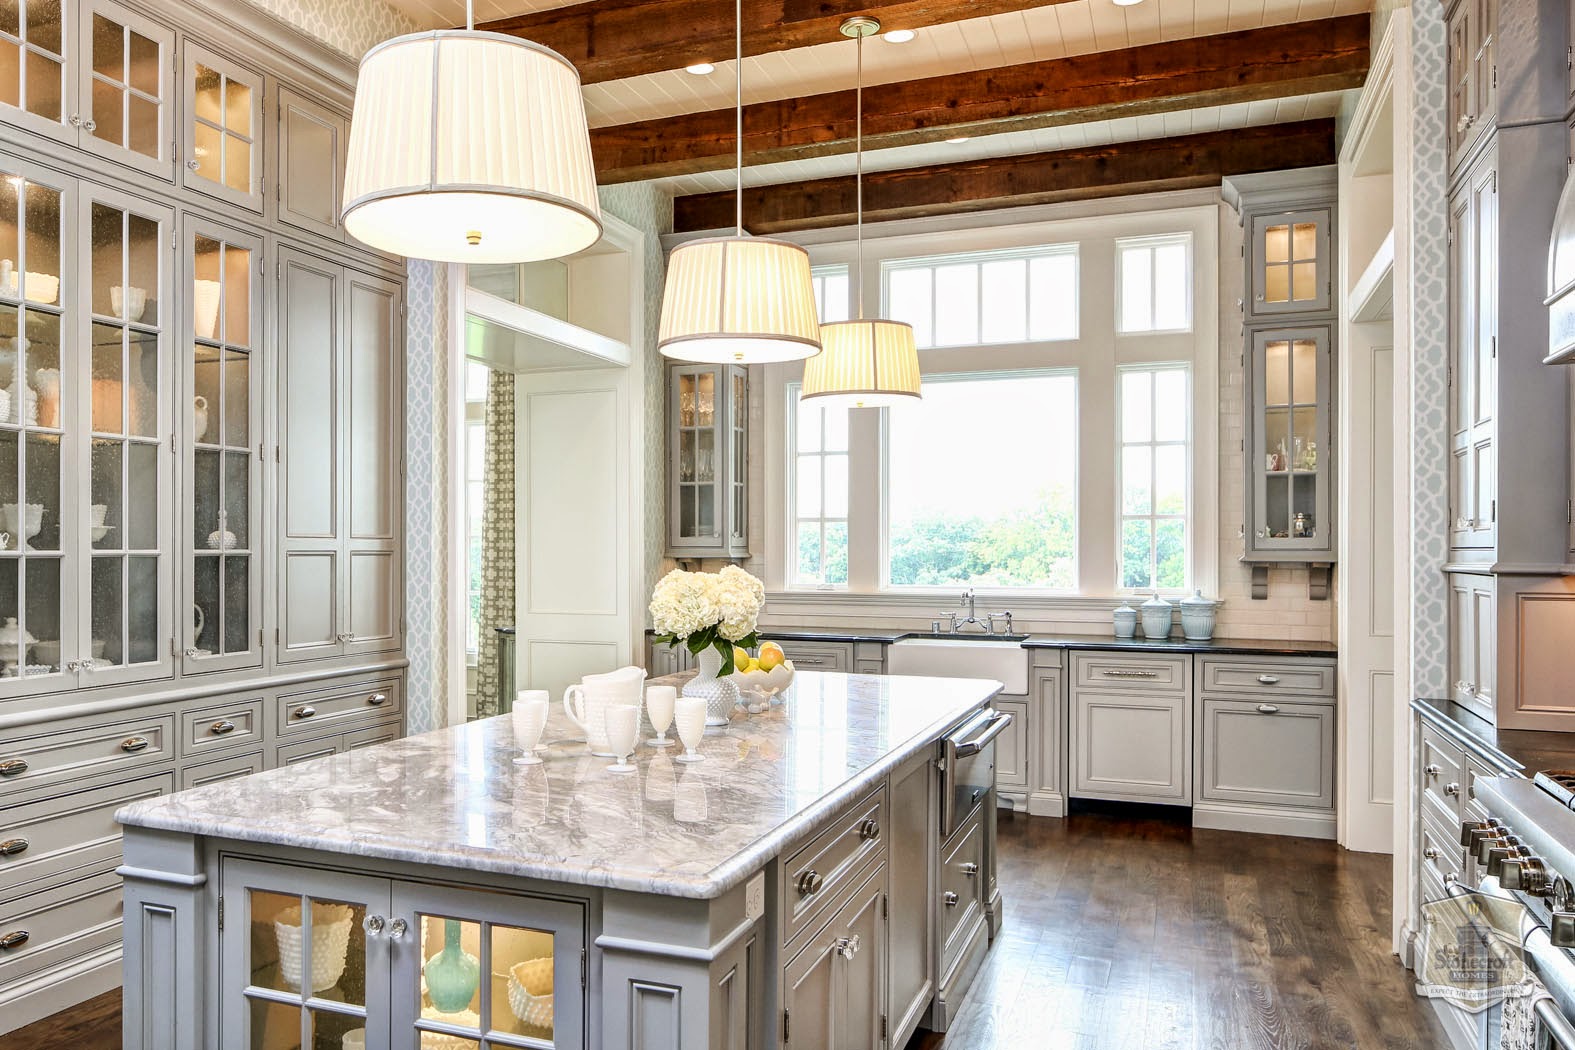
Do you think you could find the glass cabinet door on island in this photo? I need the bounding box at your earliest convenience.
[186,219,261,672]
[1245,326,1334,561]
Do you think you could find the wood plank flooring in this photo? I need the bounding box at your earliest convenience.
[0,808,1444,1050]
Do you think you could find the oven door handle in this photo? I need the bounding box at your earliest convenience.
[1539,997,1575,1050]
[951,709,1013,759]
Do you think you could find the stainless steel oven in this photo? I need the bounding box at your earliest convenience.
[939,707,1012,840]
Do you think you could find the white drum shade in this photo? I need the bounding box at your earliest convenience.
[343,31,602,263]
[658,237,823,363]
[802,319,921,408]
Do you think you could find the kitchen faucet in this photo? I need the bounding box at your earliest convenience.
[936,589,1015,636]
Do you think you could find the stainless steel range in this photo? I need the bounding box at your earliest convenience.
[1460,774,1575,1047]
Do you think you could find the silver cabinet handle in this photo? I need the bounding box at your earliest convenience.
[0,759,26,777]
[367,693,388,707]
[363,914,385,936]
[796,870,823,897]
[1445,783,1462,797]
[1425,764,1442,778]
[210,720,236,736]
[121,736,150,753]
[835,934,861,960]
[1101,669,1159,678]
[0,838,28,857]
[858,818,880,841]
[294,706,316,720]
[1256,704,1280,715]
[1424,847,1439,860]
[0,931,28,950]
[943,891,960,908]
[1257,675,1280,685]
[960,862,979,877]
[388,917,408,940]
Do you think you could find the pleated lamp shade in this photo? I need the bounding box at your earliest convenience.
[802,319,922,408]
[343,31,603,263]
[658,237,823,363]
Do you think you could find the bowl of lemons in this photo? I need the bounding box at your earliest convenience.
[732,642,795,710]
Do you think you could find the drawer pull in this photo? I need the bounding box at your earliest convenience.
[294,706,317,720]
[1424,764,1442,778]
[367,693,388,707]
[1256,704,1280,715]
[943,891,960,908]
[0,759,26,778]
[1101,669,1159,679]
[1445,783,1462,797]
[796,870,823,897]
[960,862,979,877]
[210,720,237,736]
[0,931,28,950]
[120,736,150,753]
[1257,675,1281,685]
[1424,847,1439,860]
[0,838,28,857]
[858,818,880,842]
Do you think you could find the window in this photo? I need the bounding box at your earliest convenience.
[885,373,1077,589]
[1119,366,1190,591]
[463,361,489,657]
[883,245,1077,349]
[790,387,850,586]
[811,265,850,323]
[1117,234,1191,334]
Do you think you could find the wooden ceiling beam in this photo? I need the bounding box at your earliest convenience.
[475,0,1070,86]
[595,15,1367,183]
[671,119,1337,234]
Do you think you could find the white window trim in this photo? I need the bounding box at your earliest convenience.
[1116,233,1195,336]
[1116,363,1193,594]
[786,381,851,590]
[880,242,1081,349]
[759,196,1218,624]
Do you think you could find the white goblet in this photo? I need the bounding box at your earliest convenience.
[645,685,677,747]
[604,704,641,773]
[511,697,548,766]
[517,689,552,750]
[674,698,707,764]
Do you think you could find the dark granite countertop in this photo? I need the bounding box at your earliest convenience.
[756,628,910,645]
[1412,697,1575,775]
[655,628,1336,657]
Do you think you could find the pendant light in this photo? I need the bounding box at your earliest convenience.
[656,0,822,363]
[801,17,921,409]
[341,0,603,263]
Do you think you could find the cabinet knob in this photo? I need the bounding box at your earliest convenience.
[363,914,385,936]
[120,736,151,753]
[68,114,82,127]
[388,917,408,940]
[943,891,960,908]
[83,119,95,132]
[0,838,28,857]
[186,159,200,171]
[858,818,880,842]
[367,693,388,707]
[210,720,236,736]
[185,647,202,659]
[796,870,823,897]
[960,862,979,877]
[294,706,317,720]
[0,931,28,950]
[835,934,861,960]
[1256,704,1280,715]
[0,759,26,778]
[1424,847,1439,861]
[1425,764,1442,777]
[1445,782,1462,797]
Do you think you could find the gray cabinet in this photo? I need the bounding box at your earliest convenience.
[667,363,748,558]
[1027,655,1065,818]
[1244,325,1335,560]
[275,86,346,241]
[886,752,933,1048]
[277,249,403,665]
[782,862,887,1050]
[992,698,1028,793]
[78,0,177,178]
[1446,0,1497,171]
[1246,208,1332,318]
[1070,652,1192,806]
[1196,697,1334,809]
[1448,150,1498,551]
[1448,572,1496,720]
[178,41,264,211]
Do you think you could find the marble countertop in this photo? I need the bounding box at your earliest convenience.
[118,672,1001,900]
[1412,697,1575,775]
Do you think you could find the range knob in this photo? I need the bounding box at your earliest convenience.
[1476,829,1515,866]
[1462,818,1504,852]
[1501,855,1551,896]
[1551,878,1575,949]
[1485,837,1526,879]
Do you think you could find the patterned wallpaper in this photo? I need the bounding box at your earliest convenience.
[404,260,449,732]
[238,0,414,59]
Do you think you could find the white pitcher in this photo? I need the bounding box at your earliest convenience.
[562,667,646,756]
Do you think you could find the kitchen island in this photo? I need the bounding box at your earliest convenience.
[115,671,1005,1050]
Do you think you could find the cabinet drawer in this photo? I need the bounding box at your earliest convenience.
[1198,698,1334,810]
[1198,658,1335,699]
[278,678,402,737]
[345,722,401,751]
[1420,725,1468,818]
[783,786,887,946]
[1464,756,1498,823]
[181,751,264,791]
[771,641,854,672]
[0,869,123,986]
[1420,805,1468,891]
[0,713,175,795]
[939,810,986,967]
[0,774,173,890]
[1073,652,1188,692]
[181,698,265,757]
[275,735,343,767]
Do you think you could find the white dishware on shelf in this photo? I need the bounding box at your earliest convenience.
[193,603,205,643]
[111,285,147,322]
[206,528,237,550]
[644,684,676,747]
[603,704,640,774]
[0,617,36,668]
[506,958,555,1029]
[90,503,107,527]
[0,503,42,550]
[29,640,60,668]
[674,698,707,764]
[342,1031,366,1050]
[32,368,58,426]
[561,666,645,756]
[193,394,209,440]
[0,531,10,551]
[0,387,11,425]
[6,271,59,305]
[511,695,548,766]
[274,902,353,992]
[1140,592,1173,640]
[193,279,221,339]
[90,524,112,543]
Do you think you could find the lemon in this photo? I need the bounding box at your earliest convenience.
[732,646,750,668]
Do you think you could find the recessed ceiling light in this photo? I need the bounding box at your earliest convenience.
[883,28,917,43]
[945,136,970,144]
[685,62,716,75]
[1112,0,1145,7]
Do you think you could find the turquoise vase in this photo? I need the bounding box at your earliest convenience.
[424,919,480,1013]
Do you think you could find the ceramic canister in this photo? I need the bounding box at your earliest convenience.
[1179,590,1221,641]
[1139,593,1173,640]
[1112,603,1138,639]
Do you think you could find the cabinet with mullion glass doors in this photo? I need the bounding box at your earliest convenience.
[185,216,262,673]
[180,41,264,211]
[1243,325,1335,562]
[666,362,748,559]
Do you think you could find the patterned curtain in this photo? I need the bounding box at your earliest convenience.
[474,370,516,718]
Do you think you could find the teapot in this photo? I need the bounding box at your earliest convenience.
[563,667,646,757]
[193,395,209,441]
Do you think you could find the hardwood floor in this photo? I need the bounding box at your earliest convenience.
[0,808,1444,1050]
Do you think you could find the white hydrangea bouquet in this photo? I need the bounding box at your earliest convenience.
[649,565,764,675]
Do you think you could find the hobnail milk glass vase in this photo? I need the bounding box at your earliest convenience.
[684,646,739,727]
[424,918,481,1013]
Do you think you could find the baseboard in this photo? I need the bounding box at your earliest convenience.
[1191,801,1337,840]
[996,790,1027,814]
[1428,996,1496,1050]
[927,915,989,1034]
[986,886,1004,942]
[1027,791,1065,818]
[0,943,121,1035]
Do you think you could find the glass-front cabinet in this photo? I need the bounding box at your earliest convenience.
[666,363,748,559]
[1247,209,1331,319]
[222,860,587,1050]
[0,152,175,696]
[1244,326,1334,561]
[181,43,263,210]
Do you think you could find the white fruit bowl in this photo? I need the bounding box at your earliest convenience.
[733,660,794,701]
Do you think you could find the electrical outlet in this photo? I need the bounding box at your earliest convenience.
[745,872,766,921]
